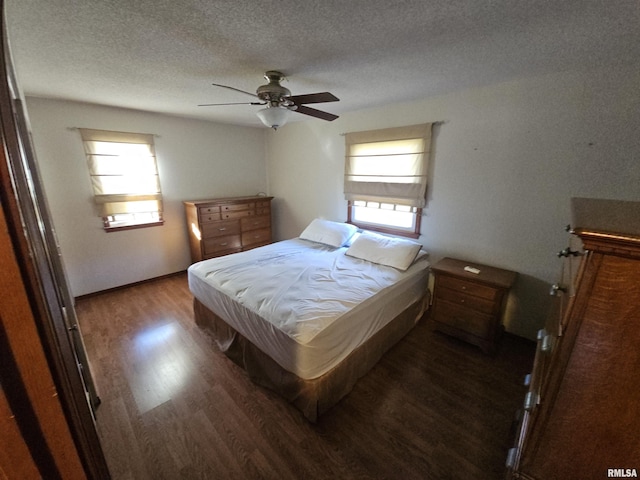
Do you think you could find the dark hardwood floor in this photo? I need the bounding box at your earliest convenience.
[75,273,535,480]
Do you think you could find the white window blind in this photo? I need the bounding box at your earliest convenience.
[344,123,432,208]
[79,128,163,229]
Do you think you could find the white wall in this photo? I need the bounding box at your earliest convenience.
[25,65,640,339]
[266,67,640,339]
[25,98,266,296]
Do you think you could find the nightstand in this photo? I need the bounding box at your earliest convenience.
[430,257,517,354]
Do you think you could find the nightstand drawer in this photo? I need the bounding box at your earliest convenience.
[436,286,496,314]
[434,300,494,338]
[438,275,500,302]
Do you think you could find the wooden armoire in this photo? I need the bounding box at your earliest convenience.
[506,197,640,479]
[0,2,110,478]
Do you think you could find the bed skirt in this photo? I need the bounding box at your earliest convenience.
[193,292,429,422]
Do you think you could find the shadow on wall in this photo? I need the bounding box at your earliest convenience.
[504,274,553,341]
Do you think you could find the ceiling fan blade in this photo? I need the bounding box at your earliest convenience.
[289,92,339,105]
[211,82,261,99]
[293,105,339,121]
[198,101,265,107]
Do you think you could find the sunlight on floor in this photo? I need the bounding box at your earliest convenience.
[128,322,193,413]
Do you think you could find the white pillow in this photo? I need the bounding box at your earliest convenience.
[299,218,358,248]
[346,231,423,271]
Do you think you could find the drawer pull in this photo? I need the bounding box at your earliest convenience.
[549,283,567,296]
[506,447,518,468]
[220,242,228,246]
[541,334,554,353]
[524,391,539,411]
[461,286,467,290]
[537,328,547,341]
[219,227,226,231]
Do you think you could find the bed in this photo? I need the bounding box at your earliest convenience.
[187,219,431,421]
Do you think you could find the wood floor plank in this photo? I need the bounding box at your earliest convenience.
[75,272,534,480]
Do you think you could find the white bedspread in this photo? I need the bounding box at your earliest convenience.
[188,238,430,379]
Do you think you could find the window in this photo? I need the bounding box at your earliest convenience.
[79,128,163,231]
[344,123,432,238]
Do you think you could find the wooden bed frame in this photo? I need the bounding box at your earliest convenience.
[193,292,430,422]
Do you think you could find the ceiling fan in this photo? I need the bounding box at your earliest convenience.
[199,70,339,130]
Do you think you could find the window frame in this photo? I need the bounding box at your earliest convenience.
[79,128,164,232]
[344,123,431,238]
[347,201,422,239]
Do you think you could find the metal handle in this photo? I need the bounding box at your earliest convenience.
[524,391,539,411]
[557,247,580,258]
[541,334,553,353]
[549,283,567,296]
[506,448,518,468]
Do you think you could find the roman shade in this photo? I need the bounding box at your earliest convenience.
[344,123,432,208]
[79,128,162,221]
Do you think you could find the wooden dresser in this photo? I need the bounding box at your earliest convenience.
[430,257,517,354]
[184,195,273,263]
[506,198,640,479]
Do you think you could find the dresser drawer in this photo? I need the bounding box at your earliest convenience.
[241,215,270,231]
[438,275,500,302]
[201,219,241,238]
[436,286,496,314]
[433,299,494,338]
[222,210,254,220]
[203,234,242,255]
[222,202,254,212]
[242,228,271,247]
[198,206,222,223]
[198,205,220,215]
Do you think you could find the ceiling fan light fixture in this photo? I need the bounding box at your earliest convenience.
[256,106,291,130]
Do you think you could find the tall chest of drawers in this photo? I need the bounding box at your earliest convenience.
[184,196,273,263]
[506,198,640,480]
[430,257,517,354]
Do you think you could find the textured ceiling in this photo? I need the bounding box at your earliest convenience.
[5,0,640,128]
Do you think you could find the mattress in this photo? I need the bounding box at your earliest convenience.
[188,238,430,379]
